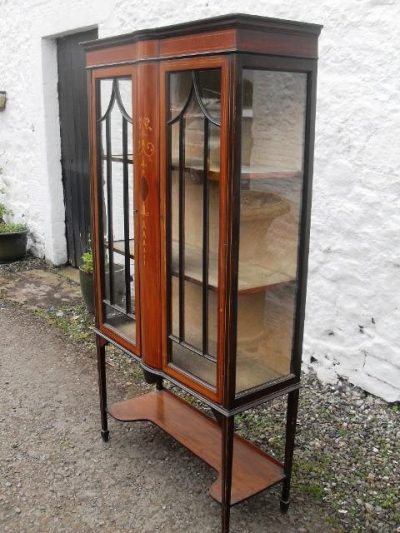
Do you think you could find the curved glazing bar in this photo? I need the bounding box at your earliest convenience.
[192,72,221,127]
[167,71,221,127]
[167,83,194,125]
[99,79,133,124]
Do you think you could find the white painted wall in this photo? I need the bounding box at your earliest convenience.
[0,0,399,401]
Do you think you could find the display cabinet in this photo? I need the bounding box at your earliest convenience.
[83,14,321,532]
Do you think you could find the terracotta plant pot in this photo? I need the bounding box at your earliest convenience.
[0,229,28,263]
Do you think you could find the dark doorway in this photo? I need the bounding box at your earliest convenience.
[57,28,98,267]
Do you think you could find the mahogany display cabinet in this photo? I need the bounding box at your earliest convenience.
[83,14,321,532]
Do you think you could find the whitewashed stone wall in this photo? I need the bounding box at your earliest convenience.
[0,0,399,401]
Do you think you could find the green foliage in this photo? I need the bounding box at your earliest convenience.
[0,203,27,233]
[81,249,93,273]
[0,222,27,234]
[34,304,93,346]
[303,483,325,500]
[0,203,10,221]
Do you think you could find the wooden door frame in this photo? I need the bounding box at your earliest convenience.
[57,29,98,267]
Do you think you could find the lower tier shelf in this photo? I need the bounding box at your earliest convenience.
[108,389,285,505]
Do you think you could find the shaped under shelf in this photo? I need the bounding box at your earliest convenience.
[108,389,285,505]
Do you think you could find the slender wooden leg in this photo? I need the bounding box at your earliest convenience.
[221,415,234,533]
[280,389,300,512]
[96,336,109,442]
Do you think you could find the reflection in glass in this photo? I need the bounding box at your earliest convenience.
[98,78,136,343]
[235,69,307,393]
[167,69,221,387]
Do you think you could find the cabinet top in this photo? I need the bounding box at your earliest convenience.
[82,13,322,67]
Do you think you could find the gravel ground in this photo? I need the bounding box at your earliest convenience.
[0,257,399,532]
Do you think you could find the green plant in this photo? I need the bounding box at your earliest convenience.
[0,203,10,220]
[0,203,27,234]
[81,249,94,273]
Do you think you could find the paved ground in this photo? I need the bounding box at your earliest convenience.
[0,268,82,310]
[0,293,334,531]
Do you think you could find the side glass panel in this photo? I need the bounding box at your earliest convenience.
[166,69,221,388]
[97,77,137,344]
[235,69,307,394]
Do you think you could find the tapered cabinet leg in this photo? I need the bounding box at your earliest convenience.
[280,389,300,512]
[221,415,234,533]
[96,337,109,442]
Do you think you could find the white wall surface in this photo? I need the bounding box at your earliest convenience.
[0,0,399,401]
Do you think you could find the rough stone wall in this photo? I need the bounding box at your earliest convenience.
[0,0,399,400]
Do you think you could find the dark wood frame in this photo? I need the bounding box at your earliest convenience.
[228,54,318,411]
[89,65,141,357]
[83,14,321,533]
[159,55,231,404]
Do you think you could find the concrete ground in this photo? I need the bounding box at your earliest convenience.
[0,266,335,532]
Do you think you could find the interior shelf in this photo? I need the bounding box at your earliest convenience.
[101,154,134,164]
[108,389,285,505]
[170,163,301,182]
[105,238,135,259]
[171,240,295,294]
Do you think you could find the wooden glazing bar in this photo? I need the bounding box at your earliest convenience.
[94,79,105,328]
[202,117,209,356]
[178,117,186,342]
[122,116,132,314]
[105,113,114,304]
[166,122,173,345]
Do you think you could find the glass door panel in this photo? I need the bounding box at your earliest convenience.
[166,69,221,388]
[97,77,137,344]
[235,69,307,393]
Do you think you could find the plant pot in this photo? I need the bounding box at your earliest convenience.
[79,265,126,315]
[0,229,28,263]
[79,268,96,315]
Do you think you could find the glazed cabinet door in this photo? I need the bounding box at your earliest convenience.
[160,57,231,403]
[232,55,316,405]
[90,66,140,355]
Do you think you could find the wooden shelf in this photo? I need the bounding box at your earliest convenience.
[105,239,134,259]
[171,241,295,294]
[170,162,300,182]
[108,389,284,505]
[101,154,133,164]
[240,167,301,181]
